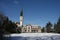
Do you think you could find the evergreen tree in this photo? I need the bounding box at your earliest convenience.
[55,17,60,33]
[4,20,17,33]
[42,27,45,32]
[54,23,57,33]
[0,13,4,40]
[45,22,52,33]
[0,12,18,34]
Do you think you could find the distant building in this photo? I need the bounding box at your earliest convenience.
[22,24,41,33]
[16,9,41,33]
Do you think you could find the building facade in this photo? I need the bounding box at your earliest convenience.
[16,9,41,33]
[22,24,41,33]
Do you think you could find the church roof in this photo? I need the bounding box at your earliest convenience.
[16,22,20,24]
[20,9,23,16]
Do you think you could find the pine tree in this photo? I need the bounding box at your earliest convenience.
[55,17,60,33]
[45,22,52,33]
[0,13,4,40]
[42,27,45,32]
[0,12,18,34]
[54,23,57,33]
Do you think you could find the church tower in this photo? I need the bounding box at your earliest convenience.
[20,9,23,27]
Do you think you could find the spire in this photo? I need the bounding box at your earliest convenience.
[20,8,23,16]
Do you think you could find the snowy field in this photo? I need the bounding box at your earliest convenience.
[4,33,60,40]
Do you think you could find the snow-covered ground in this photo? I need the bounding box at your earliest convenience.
[4,33,60,40]
[4,33,60,37]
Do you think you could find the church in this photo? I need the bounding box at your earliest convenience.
[16,9,41,33]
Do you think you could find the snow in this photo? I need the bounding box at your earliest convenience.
[4,33,60,40]
[4,33,60,37]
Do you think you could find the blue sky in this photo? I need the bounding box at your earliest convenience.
[0,0,60,27]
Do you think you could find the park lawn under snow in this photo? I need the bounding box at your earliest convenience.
[4,33,60,37]
[4,33,60,40]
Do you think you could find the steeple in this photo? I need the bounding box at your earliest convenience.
[20,9,23,16]
[20,8,23,27]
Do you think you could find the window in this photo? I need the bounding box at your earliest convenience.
[28,30,30,32]
[25,30,26,31]
[32,30,38,33]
